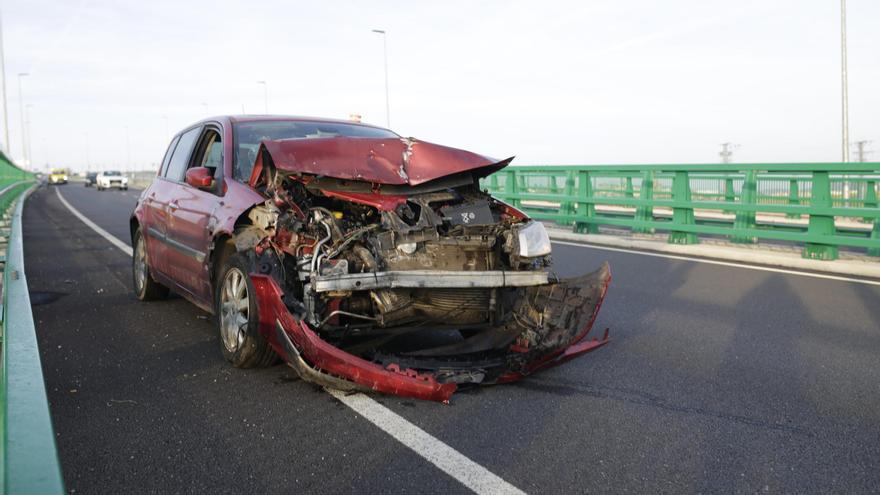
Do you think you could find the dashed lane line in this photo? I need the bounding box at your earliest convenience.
[53,185,526,495]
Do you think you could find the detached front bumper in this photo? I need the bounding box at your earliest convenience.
[250,263,611,403]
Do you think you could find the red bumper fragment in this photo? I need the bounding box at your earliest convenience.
[250,274,458,403]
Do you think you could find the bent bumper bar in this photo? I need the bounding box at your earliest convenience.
[313,269,549,292]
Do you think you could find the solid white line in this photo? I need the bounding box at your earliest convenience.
[53,184,524,495]
[329,390,525,495]
[552,240,880,287]
[55,187,133,256]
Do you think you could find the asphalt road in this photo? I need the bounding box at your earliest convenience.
[23,183,880,494]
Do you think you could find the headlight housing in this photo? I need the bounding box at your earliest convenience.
[517,221,552,258]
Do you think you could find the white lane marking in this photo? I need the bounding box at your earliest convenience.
[328,390,525,495]
[552,240,880,287]
[53,184,525,495]
[55,187,133,256]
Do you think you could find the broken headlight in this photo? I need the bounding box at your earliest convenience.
[517,221,551,258]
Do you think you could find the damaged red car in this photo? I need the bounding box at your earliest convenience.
[130,116,611,403]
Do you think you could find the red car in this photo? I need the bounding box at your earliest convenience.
[131,115,611,402]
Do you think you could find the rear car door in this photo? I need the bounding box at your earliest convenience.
[165,125,225,303]
[141,134,180,277]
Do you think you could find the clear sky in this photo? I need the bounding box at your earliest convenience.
[3,0,879,172]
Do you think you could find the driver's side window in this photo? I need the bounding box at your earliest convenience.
[188,128,223,192]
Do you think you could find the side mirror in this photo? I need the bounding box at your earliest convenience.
[185,167,214,189]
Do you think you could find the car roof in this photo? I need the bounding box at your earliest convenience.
[192,115,392,133]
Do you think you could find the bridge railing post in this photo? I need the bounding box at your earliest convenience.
[732,170,757,243]
[559,171,576,226]
[722,177,735,214]
[668,171,698,244]
[506,170,521,208]
[634,171,654,234]
[863,179,877,223]
[803,171,839,260]
[574,170,598,234]
[786,178,800,219]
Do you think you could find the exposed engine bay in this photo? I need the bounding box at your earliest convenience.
[238,139,611,403]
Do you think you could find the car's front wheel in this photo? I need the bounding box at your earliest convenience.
[132,227,169,301]
[216,252,277,368]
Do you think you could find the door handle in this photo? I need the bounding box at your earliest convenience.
[168,201,179,211]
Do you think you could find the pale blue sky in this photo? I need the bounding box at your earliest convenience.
[3,0,879,172]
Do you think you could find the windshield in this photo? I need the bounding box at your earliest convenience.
[104,170,121,175]
[51,168,65,174]
[233,120,399,180]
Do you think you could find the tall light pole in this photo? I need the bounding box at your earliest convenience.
[256,80,268,114]
[840,0,849,163]
[24,103,33,169]
[372,29,391,128]
[840,0,850,201]
[0,6,9,153]
[17,72,27,165]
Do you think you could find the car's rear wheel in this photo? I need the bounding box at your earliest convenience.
[132,227,169,301]
[216,252,277,368]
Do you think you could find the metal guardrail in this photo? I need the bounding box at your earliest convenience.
[481,163,880,260]
[0,152,65,492]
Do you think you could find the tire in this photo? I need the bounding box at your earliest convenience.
[122,187,128,191]
[97,186,103,191]
[216,252,277,368]
[132,227,169,301]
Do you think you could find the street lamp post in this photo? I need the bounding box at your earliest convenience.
[25,103,33,169]
[256,81,268,114]
[371,29,391,128]
[17,72,27,165]
[0,6,9,153]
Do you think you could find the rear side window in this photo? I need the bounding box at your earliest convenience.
[164,127,201,182]
[159,136,180,177]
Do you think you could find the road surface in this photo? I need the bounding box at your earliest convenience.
[23,184,880,493]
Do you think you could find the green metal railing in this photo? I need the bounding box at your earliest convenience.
[481,163,880,260]
[0,153,65,493]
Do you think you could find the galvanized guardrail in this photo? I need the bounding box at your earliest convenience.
[0,155,65,492]
[481,163,880,260]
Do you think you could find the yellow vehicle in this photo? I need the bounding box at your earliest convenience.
[48,168,69,185]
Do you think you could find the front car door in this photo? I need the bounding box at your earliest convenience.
[165,124,225,305]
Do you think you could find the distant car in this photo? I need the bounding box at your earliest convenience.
[84,172,98,187]
[48,168,68,185]
[96,170,128,191]
[130,115,611,403]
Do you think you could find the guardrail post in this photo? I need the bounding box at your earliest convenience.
[574,170,598,234]
[668,171,698,244]
[488,173,499,192]
[634,171,654,234]
[722,177,735,214]
[803,171,839,260]
[559,171,576,226]
[506,170,521,208]
[625,176,634,198]
[549,174,559,194]
[786,179,800,219]
[864,179,876,223]
[869,218,880,257]
[732,170,757,243]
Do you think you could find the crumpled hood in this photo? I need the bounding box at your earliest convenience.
[259,137,513,186]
